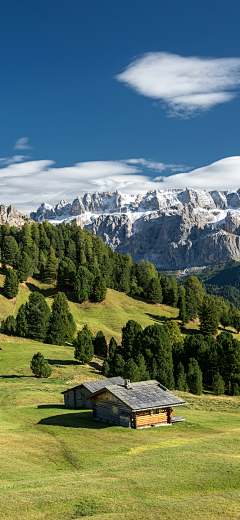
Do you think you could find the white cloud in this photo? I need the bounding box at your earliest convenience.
[116,52,240,117]
[123,158,189,172]
[14,137,32,150]
[0,156,240,215]
[0,155,30,166]
[157,156,240,191]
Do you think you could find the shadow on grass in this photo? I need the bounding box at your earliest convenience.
[26,281,76,303]
[47,359,79,366]
[38,411,110,429]
[0,374,33,378]
[145,313,178,323]
[38,404,66,409]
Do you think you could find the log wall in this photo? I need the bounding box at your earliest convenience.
[63,387,92,409]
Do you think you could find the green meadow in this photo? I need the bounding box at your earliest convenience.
[0,277,240,519]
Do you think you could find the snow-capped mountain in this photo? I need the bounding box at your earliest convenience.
[30,188,240,270]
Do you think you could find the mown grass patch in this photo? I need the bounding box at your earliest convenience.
[0,336,240,520]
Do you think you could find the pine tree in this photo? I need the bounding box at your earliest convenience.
[199,295,219,336]
[82,324,93,338]
[75,276,89,303]
[187,358,203,395]
[185,276,205,321]
[73,331,94,364]
[212,372,225,395]
[176,362,188,391]
[124,358,139,382]
[94,331,108,357]
[109,337,117,359]
[2,315,16,335]
[94,276,107,302]
[147,278,163,303]
[102,359,110,377]
[178,285,187,324]
[135,353,149,381]
[112,354,125,376]
[233,312,240,333]
[17,251,31,282]
[2,236,18,266]
[169,277,178,307]
[30,352,52,378]
[46,313,66,345]
[44,246,58,282]
[233,383,240,396]
[16,304,29,337]
[25,292,51,342]
[164,321,182,345]
[121,320,143,360]
[57,257,76,286]
[151,358,158,379]
[3,268,19,298]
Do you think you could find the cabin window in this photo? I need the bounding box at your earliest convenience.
[151,409,158,415]
[112,406,118,414]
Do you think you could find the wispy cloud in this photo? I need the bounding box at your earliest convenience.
[13,137,32,150]
[116,52,240,117]
[0,157,240,215]
[0,155,30,166]
[123,158,190,173]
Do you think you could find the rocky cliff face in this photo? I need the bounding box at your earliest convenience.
[0,205,32,227]
[30,188,240,270]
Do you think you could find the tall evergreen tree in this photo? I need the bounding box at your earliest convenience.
[121,320,143,360]
[17,251,31,282]
[2,235,18,266]
[185,276,205,321]
[74,331,94,364]
[135,353,150,381]
[46,313,66,345]
[94,276,107,302]
[109,337,117,360]
[187,358,203,395]
[44,246,58,282]
[25,292,51,342]
[3,268,19,298]
[140,324,174,389]
[178,285,187,324]
[124,358,139,382]
[147,277,163,303]
[176,362,188,392]
[212,372,225,395]
[94,331,108,357]
[199,295,219,336]
[16,304,29,337]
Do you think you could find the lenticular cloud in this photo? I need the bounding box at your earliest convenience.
[116,52,240,117]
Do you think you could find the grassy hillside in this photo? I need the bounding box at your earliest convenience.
[0,336,240,520]
[0,271,179,343]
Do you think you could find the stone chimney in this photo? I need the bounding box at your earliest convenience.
[124,379,132,389]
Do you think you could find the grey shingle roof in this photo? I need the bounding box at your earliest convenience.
[89,380,186,411]
[61,376,125,394]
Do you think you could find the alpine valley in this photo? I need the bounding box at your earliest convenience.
[28,188,240,271]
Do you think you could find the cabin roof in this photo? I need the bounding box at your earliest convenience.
[88,380,186,411]
[61,376,125,394]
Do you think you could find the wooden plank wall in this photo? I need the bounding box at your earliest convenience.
[63,388,92,409]
[93,393,131,426]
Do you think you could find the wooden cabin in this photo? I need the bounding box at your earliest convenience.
[61,376,125,409]
[86,379,186,428]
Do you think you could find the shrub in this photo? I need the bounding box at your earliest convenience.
[30,352,52,378]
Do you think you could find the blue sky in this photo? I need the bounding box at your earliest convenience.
[1,0,240,213]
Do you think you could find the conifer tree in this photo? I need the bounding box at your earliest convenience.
[82,324,93,338]
[94,276,107,302]
[109,337,117,359]
[25,292,51,342]
[94,331,108,357]
[112,353,125,376]
[46,313,66,345]
[124,358,139,382]
[178,285,187,324]
[187,358,203,395]
[185,276,205,321]
[212,372,225,395]
[17,251,31,282]
[44,246,58,282]
[170,277,178,307]
[102,359,110,377]
[121,320,143,360]
[2,315,16,335]
[2,235,18,266]
[135,353,149,381]
[57,257,76,286]
[3,268,19,298]
[73,331,94,364]
[147,277,163,303]
[199,295,219,336]
[176,362,188,391]
[30,352,52,378]
[16,304,29,337]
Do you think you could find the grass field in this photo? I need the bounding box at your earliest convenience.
[0,274,240,519]
[1,337,240,519]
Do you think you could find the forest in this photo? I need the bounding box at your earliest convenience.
[1,220,240,396]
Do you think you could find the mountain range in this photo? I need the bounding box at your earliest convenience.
[29,188,240,270]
